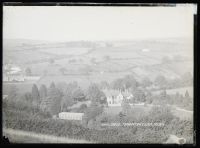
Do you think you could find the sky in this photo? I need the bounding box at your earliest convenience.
[3,4,196,41]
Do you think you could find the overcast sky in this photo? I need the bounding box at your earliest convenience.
[3,5,196,41]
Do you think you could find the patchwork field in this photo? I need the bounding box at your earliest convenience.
[3,38,193,93]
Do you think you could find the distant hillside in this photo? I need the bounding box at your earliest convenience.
[3,38,193,90]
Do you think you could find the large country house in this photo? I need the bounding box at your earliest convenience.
[102,89,133,106]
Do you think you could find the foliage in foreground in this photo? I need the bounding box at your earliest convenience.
[3,99,193,144]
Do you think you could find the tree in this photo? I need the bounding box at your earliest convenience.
[106,43,113,47]
[154,75,167,88]
[111,78,124,90]
[111,75,138,90]
[123,75,138,89]
[83,102,103,125]
[90,58,97,64]
[39,84,47,99]
[25,67,32,76]
[78,104,87,112]
[60,82,79,111]
[60,94,75,112]
[20,92,32,107]
[24,92,32,103]
[7,85,18,100]
[103,55,110,61]
[141,77,152,88]
[118,111,126,127]
[131,88,146,102]
[173,55,183,61]
[49,82,56,90]
[162,56,171,64]
[168,78,181,89]
[31,84,40,108]
[43,70,47,76]
[47,83,62,115]
[49,58,55,64]
[68,59,76,63]
[148,106,174,124]
[56,82,68,93]
[152,90,171,106]
[145,91,153,104]
[160,89,167,98]
[72,87,85,101]
[99,81,110,89]
[80,65,92,74]
[86,83,106,104]
[59,67,67,75]
[181,72,193,86]
[185,90,190,98]
[121,99,131,115]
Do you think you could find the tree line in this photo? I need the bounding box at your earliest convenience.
[98,72,193,91]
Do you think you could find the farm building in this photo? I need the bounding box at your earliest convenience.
[3,73,25,82]
[102,89,133,106]
[3,64,25,82]
[58,112,84,121]
[3,64,40,82]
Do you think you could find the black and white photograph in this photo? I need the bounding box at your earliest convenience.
[2,3,196,144]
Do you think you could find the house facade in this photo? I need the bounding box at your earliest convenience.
[102,89,133,106]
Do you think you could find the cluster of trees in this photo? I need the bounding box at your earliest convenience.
[161,55,190,64]
[110,75,139,91]
[103,55,111,61]
[3,86,193,143]
[154,72,193,89]
[98,71,192,91]
[145,89,193,110]
[25,67,32,76]
[7,81,108,118]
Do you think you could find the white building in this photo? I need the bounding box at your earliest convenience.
[58,112,84,121]
[3,73,25,82]
[102,89,133,106]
